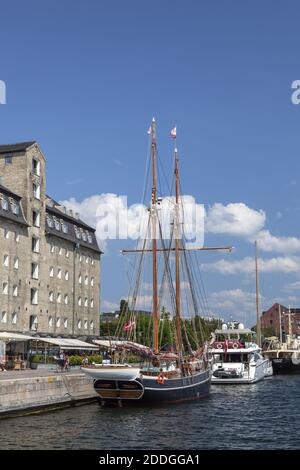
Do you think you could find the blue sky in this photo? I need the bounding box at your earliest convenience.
[1,1,300,325]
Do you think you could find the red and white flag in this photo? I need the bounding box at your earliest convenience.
[123,320,135,332]
[170,126,177,139]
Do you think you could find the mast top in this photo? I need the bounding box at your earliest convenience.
[152,117,156,123]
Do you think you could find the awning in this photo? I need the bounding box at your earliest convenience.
[0,332,35,342]
[32,337,99,350]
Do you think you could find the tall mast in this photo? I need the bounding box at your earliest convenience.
[255,241,261,347]
[175,149,182,353]
[151,118,159,354]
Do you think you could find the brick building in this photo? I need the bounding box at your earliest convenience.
[0,141,101,338]
[261,303,300,337]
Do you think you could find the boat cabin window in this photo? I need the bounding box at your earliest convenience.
[215,353,249,362]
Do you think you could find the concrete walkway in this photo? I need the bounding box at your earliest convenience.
[0,368,81,381]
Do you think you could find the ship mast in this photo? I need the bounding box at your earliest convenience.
[174,149,182,353]
[151,118,159,354]
[255,241,261,347]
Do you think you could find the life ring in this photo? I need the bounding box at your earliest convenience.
[156,372,165,385]
[232,342,239,349]
[216,342,223,349]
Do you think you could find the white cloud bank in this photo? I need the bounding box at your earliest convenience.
[202,256,300,274]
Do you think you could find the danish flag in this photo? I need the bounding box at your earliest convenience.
[123,320,135,332]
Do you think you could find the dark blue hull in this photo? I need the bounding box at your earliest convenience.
[94,370,211,405]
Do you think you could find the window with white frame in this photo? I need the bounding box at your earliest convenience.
[1,311,7,323]
[77,319,82,329]
[64,294,69,305]
[57,268,62,279]
[48,316,53,327]
[64,318,68,329]
[65,270,69,281]
[84,320,88,330]
[90,320,94,330]
[12,312,18,324]
[32,158,40,176]
[3,254,9,267]
[50,266,54,277]
[32,210,40,227]
[49,291,54,302]
[31,263,39,279]
[1,197,8,211]
[29,315,38,331]
[56,317,61,328]
[90,299,94,308]
[13,285,18,297]
[33,182,40,200]
[32,236,40,253]
[4,227,9,239]
[65,249,69,258]
[59,247,63,255]
[15,230,20,242]
[78,296,82,306]
[91,277,94,287]
[50,243,55,253]
[84,297,88,307]
[12,202,20,215]
[57,292,61,303]
[2,282,8,295]
[31,288,38,305]
[91,258,95,265]
[84,275,88,286]
[78,273,82,284]
[14,256,19,269]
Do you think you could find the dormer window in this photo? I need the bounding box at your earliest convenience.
[5,155,12,165]
[82,231,87,241]
[54,219,61,231]
[88,234,92,244]
[47,217,54,228]
[11,202,20,215]
[1,197,8,211]
[62,223,68,234]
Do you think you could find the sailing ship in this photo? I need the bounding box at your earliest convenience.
[82,119,231,405]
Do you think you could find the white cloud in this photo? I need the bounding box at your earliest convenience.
[102,300,120,311]
[205,203,266,237]
[202,256,300,274]
[283,281,300,291]
[253,230,300,254]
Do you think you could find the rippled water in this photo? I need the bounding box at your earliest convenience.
[1,375,300,449]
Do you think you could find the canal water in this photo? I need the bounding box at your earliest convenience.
[1,375,300,449]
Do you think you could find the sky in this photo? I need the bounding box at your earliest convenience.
[1,1,300,325]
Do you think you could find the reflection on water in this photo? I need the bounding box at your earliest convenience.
[1,375,300,449]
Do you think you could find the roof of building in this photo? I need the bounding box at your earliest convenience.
[0,184,28,226]
[0,141,36,154]
[46,203,95,231]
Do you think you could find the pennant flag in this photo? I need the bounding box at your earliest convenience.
[123,320,135,332]
[170,126,177,139]
[147,126,151,135]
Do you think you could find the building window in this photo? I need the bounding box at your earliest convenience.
[88,234,92,244]
[2,282,8,295]
[57,293,61,303]
[91,277,94,287]
[13,256,19,269]
[64,318,68,329]
[32,158,40,176]
[50,266,54,277]
[91,259,95,266]
[13,285,18,297]
[65,270,69,281]
[90,320,94,330]
[32,236,40,253]
[84,275,88,286]
[3,254,9,267]
[78,297,82,306]
[85,256,89,264]
[84,320,88,330]
[79,255,82,262]
[49,291,54,302]
[33,182,40,200]
[47,217,54,228]
[65,250,69,258]
[59,247,63,255]
[56,317,61,328]
[31,288,38,305]
[31,263,39,279]
[12,202,20,215]
[5,155,12,165]
[78,273,82,284]
[77,319,82,329]
[29,315,38,331]
[1,197,8,210]
[84,297,88,307]
[57,268,62,279]
[64,294,69,305]
[82,232,87,242]
[48,316,53,327]
[4,227,9,239]
[62,223,68,234]
[12,312,18,324]
[32,210,40,227]
[15,230,20,242]
[54,219,61,231]
[50,243,55,253]
[1,311,7,323]
[90,299,94,308]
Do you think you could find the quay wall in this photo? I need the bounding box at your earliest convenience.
[0,373,98,417]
